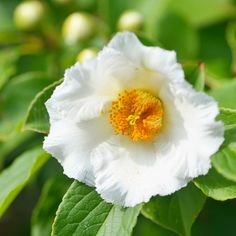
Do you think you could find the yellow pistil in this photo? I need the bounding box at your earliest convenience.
[126,114,140,125]
[109,89,164,141]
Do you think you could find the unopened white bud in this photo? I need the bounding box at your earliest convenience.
[62,12,95,45]
[118,10,143,32]
[77,48,98,63]
[14,1,44,30]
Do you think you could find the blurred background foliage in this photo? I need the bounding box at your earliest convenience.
[0,0,236,235]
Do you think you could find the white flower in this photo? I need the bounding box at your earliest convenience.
[43,32,224,207]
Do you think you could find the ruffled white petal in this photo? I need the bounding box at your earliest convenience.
[108,32,144,65]
[46,62,96,122]
[170,84,224,178]
[46,59,115,123]
[108,31,184,84]
[92,136,188,207]
[44,117,112,186]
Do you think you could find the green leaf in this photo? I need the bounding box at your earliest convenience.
[0,132,33,166]
[23,80,62,134]
[52,181,141,236]
[209,79,236,109]
[169,0,234,27]
[217,107,236,145]
[157,13,199,60]
[198,22,232,79]
[0,147,49,217]
[212,147,236,182]
[0,47,19,89]
[219,107,236,130]
[184,62,205,91]
[31,176,71,236]
[194,167,236,201]
[134,215,177,236]
[141,183,206,236]
[0,72,52,140]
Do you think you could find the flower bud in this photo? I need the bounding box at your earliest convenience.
[14,1,44,31]
[62,12,95,45]
[118,10,144,32]
[77,48,98,63]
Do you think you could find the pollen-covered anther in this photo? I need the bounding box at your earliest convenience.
[109,89,164,141]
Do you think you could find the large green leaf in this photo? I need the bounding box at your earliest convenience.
[194,167,236,201]
[23,80,62,134]
[31,176,71,236]
[0,72,52,140]
[0,147,49,217]
[141,183,206,236]
[212,147,236,182]
[52,181,141,236]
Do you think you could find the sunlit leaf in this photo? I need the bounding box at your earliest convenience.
[194,167,236,201]
[142,183,206,236]
[23,80,62,134]
[219,107,236,129]
[0,147,49,217]
[52,181,141,236]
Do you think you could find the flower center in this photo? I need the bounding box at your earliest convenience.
[109,89,164,141]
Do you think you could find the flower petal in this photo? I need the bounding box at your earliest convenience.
[170,84,224,178]
[46,62,96,122]
[44,117,112,186]
[91,136,187,207]
[46,60,115,123]
[108,32,184,84]
[108,32,144,65]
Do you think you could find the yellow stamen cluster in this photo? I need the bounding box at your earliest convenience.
[109,89,163,141]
